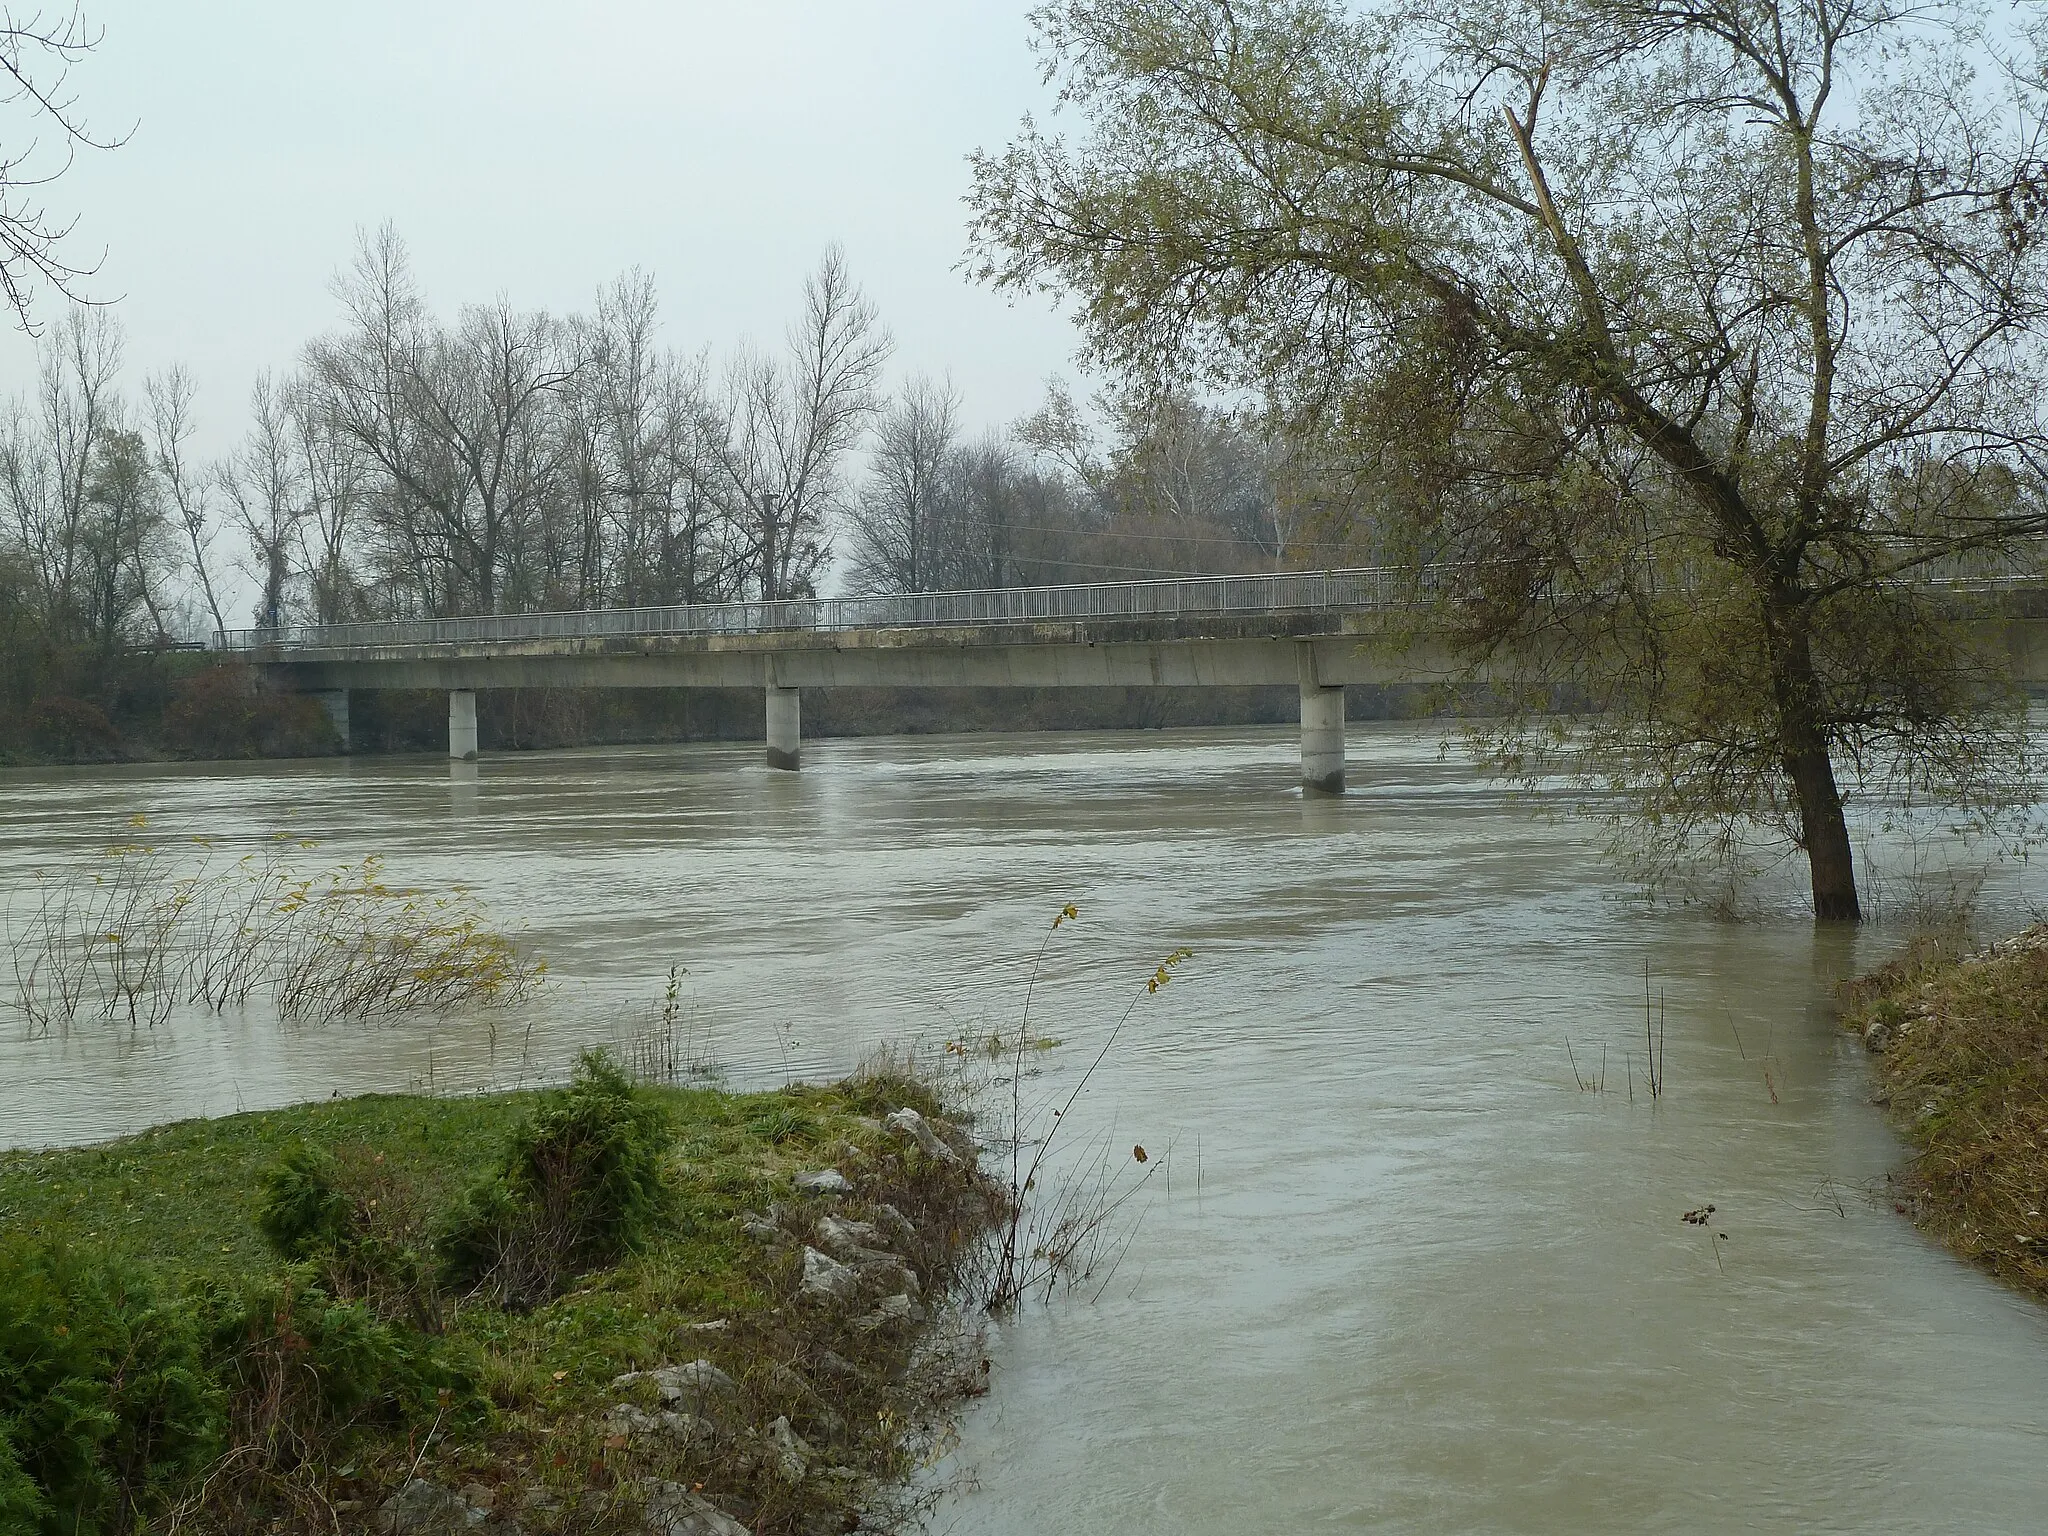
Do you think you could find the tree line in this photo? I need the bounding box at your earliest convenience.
[2,229,1354,664]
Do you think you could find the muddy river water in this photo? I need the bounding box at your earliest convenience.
[3,725,2046,1532]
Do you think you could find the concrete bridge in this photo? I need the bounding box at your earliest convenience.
[227,568,2048,795]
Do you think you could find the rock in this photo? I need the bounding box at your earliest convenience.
[605,1404,711,1444]
[740,1214,783,1242]
[641,1482,750,1536]
[1863,1017,1894,1052]
[375,1479,489,1534]
[458,1485,498,1513]
[766,1414,813,1482]
[870,1203,918,1248]
[685,1318,730,1333]
[652,1360,736,1413]
[884,1107,960,1165]
[852,1292,925,1331]
[799,1245,859,1301]
[813,1348,860,1379]
[860,1255,921,1298]
[794,1168,851,1196]
[613,1359,736,1417]
[813,1214,885,1258]
[767,1361,815,1402]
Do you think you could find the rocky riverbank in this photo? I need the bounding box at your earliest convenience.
[0,1056,998,1535]
[1841,927,2048,1301]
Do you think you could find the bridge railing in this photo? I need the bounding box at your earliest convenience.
[216,567,1414,652]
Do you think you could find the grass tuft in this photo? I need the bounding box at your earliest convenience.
[1840,925,2048,1299]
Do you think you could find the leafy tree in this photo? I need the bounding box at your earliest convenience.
[970,0,2048,918]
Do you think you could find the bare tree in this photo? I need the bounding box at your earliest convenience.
[285,371,365,624]
[0,304,120,631]
[0,6,126,332]
[219,373,305,629]
[847,376,961,593]
[144,365,231,641]
[709,247,891,600]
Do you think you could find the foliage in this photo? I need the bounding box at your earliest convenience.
[0,1237,222,1535]
[256,1144,351,1262]
[195,1268,465,1451]
[22,697,121,762]
[970,0,2048,918]
[440,1052,672,1307]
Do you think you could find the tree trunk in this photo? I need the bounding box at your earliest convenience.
[1767,606,1862,920]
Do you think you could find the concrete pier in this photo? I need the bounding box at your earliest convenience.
[1300,680,1345,795]
[765,685,800,771]
[314,689,350,752]
[449,689,479,761]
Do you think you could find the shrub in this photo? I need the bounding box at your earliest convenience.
[24,697,119,762]
[256,1144,440,1329]
[256,1143,351,1261]
[441,1051,671,1306]
[161,666,336,760]
[197,1270,462,1444]
[0,1236,222,1535]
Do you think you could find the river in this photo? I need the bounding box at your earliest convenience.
[3,725,2046,1532]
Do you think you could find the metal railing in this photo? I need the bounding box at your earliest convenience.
[217,567,1412,653]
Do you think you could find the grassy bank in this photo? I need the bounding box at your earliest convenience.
[1840,930,2048,1300]
[0,1057,995,1534]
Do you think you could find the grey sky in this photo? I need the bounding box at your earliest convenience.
[0,2,1078,453]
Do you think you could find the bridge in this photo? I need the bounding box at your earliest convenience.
[225,568,2048,795]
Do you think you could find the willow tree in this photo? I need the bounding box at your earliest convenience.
[970,0,2048,919]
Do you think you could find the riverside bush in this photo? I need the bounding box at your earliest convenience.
[441,1051,671,1306]
[256,1143,351,1260]
[256,1144,439,1327]
[0,1237,221,1535]
[160,665,336,759]
[196,1270,464,1444]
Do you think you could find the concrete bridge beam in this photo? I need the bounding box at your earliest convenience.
[766,684,800,771]
[1300,682,1345,794]
[1298,644,1345,794]
[449,689,479,761]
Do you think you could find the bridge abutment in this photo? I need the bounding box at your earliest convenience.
[314,689,350,753]
[449,690,479,761]
[765,685,800,771]
[1300,680,1345,795]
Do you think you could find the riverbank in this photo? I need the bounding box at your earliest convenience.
[0,1056,995,1534]
[1841,929,2048,1301]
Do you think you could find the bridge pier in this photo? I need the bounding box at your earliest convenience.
[765,685,800,771]
[1300,679,1345,795]
[313,689,350,753]
[449,689,479,761]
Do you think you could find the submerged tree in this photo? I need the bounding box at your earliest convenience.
[971,0,2048,918]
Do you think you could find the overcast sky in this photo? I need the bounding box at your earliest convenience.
[0,1,1080,454]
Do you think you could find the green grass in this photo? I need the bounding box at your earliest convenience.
[0,1081,904,1288]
